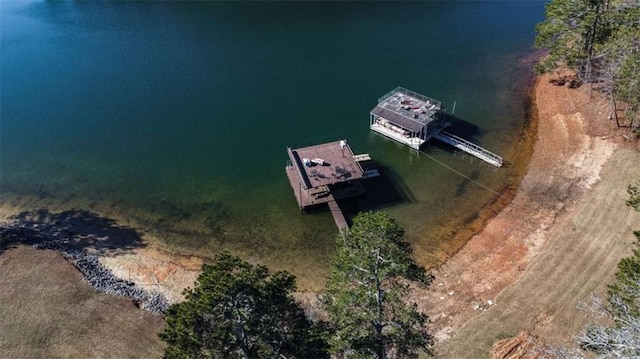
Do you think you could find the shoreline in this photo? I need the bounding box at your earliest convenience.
[5,70,634,357]
[424,81,539,270]
[425,72,639,357]
[5,70,608,347]
[0,69,542,304]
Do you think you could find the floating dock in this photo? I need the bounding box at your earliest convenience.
[370,87,444,150]
[370,87,503,167]
[285,88,503,231]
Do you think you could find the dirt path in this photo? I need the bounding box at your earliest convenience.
[420,74,640,358]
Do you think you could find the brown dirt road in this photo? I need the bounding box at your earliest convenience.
[422,75,640,358]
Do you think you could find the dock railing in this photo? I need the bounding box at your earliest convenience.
[377,86,442,110]
[434,131,503,167]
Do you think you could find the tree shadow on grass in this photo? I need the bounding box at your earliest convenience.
[2,209,146,257]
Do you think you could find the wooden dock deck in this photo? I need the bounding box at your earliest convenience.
[285,165,365,209]
[285,139,373,231]
[327,200,348,230]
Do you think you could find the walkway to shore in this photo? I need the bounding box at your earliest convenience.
[328,200,348,230]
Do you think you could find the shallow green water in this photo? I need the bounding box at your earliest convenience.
[1,1,544,285]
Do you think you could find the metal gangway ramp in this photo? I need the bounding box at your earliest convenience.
[433,131,503,167]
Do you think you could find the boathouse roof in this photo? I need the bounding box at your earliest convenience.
[370,87,442,132]
[287,140,364,190]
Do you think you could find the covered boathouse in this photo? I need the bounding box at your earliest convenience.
[370,87,450,150]
[370,87,503,167]
[285,139,373,230]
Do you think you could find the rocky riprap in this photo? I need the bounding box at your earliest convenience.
[0,224,169,314]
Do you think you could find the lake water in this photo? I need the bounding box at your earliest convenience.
[1,1,545,288]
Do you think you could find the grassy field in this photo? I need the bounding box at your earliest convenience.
[437,148,640,358]
[0,246,165,359]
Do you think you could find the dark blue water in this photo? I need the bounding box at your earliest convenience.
[1,1,544,288]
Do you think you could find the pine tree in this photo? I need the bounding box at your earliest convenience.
[535,0,640,127]
[534,0,610,81]
[160,251,328,359]
[567,180,640,358]
[322,212,433,359]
